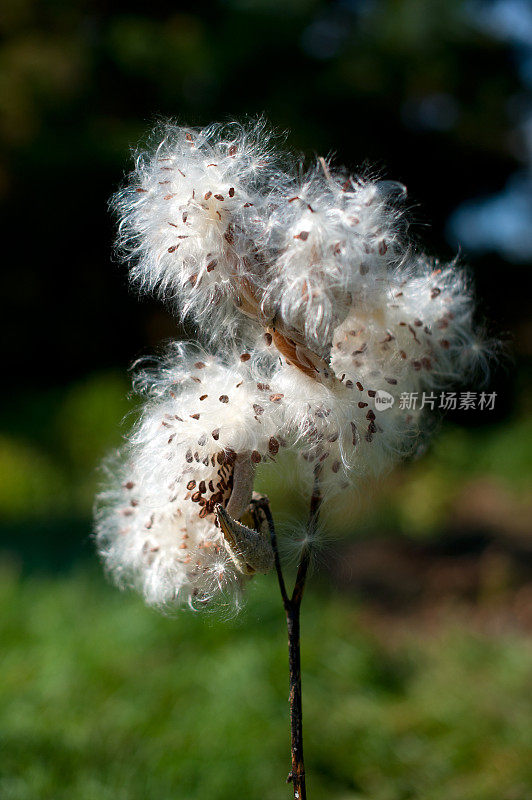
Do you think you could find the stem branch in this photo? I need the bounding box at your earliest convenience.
[259,478,322,800]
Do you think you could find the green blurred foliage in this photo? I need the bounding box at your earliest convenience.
[1,564,531,800]
[0,372,132,521]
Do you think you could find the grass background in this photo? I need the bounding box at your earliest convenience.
[1,562,532,800]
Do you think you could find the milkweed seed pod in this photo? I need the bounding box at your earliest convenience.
[96,121,489,608]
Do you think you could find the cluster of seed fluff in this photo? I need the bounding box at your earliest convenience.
[96,121,489,608]
[113,121,278,347]
[261,167,407,358]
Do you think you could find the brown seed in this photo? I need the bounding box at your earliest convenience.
[240,353,251,361]
[212,428,220,440]
[268,437,279,455]
[198,481,206,494]
[295,231,309,241]
[356,381,363,391]
[345,380,354,388]
[187,480,196,490]
[136,187,148,193]
[328,432,339,442]
[191,491,202,502]
[264,332,273,346]
[190,413,200,420]
[332,460,341,473]
[204,191,212,200]
[185,450,193,463]
[219,395,229,403]
[366,410,376,421]
[168,245,179,253]
[431,287,441,299]
[214,194,224,201]
[385,377,397,385]
[251,450,262,464]
[358,401,368,408]
[269,393,284,402]
[253,404,264,415]
[367,390,376,398]
[229,144,237,156]
[123,481,135,490]
[199,394,208,401]
[199,506,209,518]
[206,259,217,271]
[228,187,235,197]
[194,362,206,369]
[350,421,358,446]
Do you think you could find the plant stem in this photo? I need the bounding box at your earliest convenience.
[260,478,322,800]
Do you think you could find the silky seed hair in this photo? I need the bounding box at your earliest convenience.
[96,120,491,609]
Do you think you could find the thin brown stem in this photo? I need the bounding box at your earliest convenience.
[259,479,323,800]
[261,499,289,607]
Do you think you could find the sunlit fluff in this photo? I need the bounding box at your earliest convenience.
[96,121,490,609]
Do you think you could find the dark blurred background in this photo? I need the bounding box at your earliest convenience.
[1,2,532,798]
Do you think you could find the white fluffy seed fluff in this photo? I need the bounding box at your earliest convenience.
[96,121,490,609]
